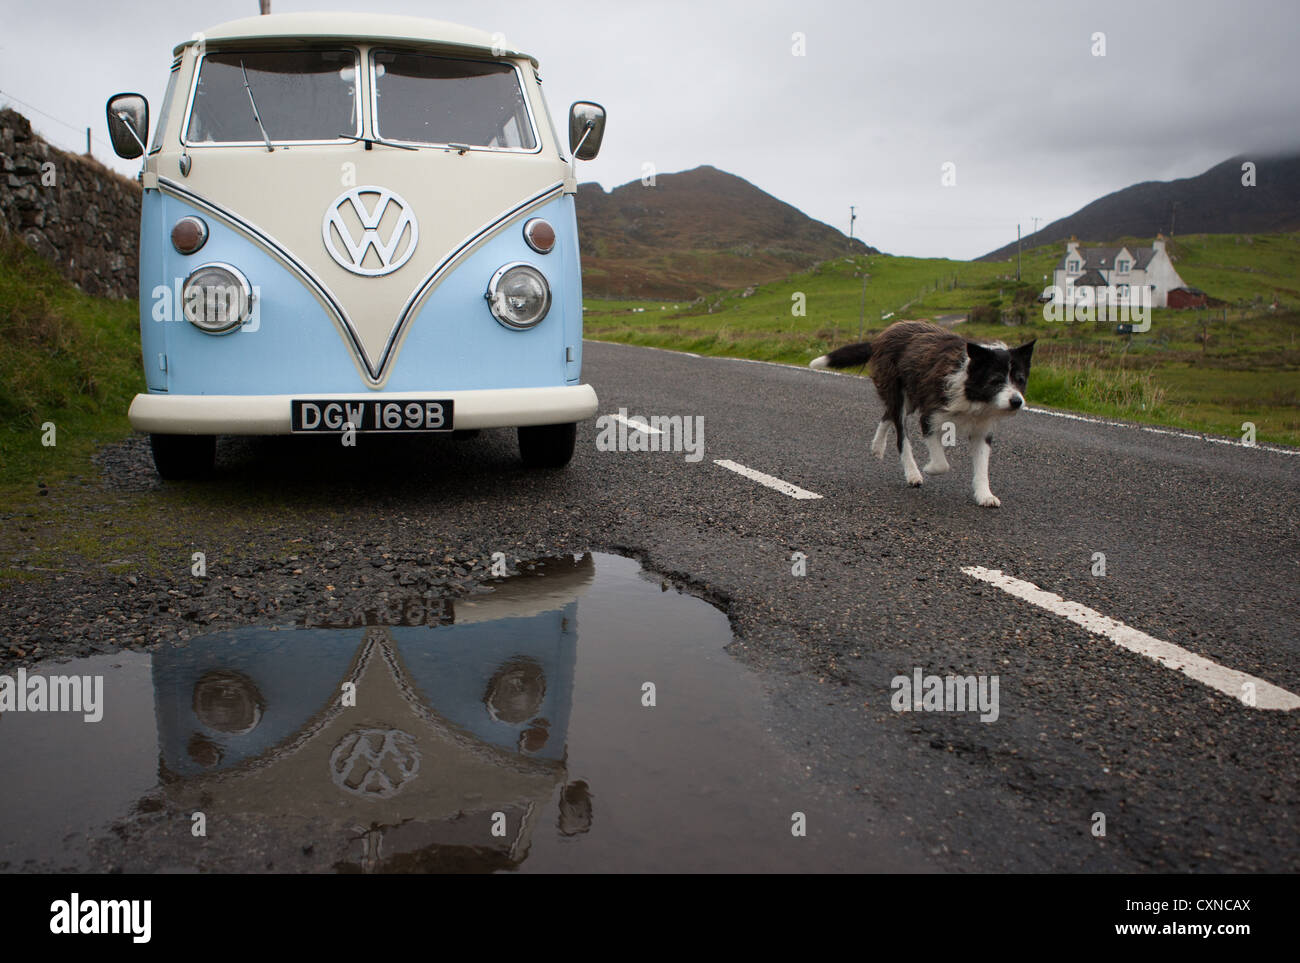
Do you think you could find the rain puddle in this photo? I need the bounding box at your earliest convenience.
[0,552,912,872]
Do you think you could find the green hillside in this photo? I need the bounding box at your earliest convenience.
[584,232,1300,446]
[0,237,142,491]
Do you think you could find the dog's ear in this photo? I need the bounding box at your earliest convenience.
[1012,339,1036,362]
[966,340,996,361]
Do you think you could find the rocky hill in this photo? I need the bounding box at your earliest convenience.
[576,165,873,299]
[980,151,1300,262]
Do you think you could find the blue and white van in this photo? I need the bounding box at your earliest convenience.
[105,12,604,478]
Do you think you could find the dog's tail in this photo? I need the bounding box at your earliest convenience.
[810,340,873,370]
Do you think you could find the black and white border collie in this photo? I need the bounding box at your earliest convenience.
[811,320,1035,507]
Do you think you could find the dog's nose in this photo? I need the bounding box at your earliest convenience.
[1009,395,1023,409]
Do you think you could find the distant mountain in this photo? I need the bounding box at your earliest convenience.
[576,165,874,299]
[978,152,1300,262]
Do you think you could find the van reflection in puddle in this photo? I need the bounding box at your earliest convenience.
[152,554,595,872]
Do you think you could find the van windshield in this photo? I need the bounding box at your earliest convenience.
[186,49,359,144]
[372,51,536,150]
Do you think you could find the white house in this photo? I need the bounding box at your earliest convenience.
[1047,235,1188,308]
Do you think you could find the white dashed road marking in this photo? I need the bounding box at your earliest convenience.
[962,566,1300,711]
[607,411,663,434]
[713,460,824,500]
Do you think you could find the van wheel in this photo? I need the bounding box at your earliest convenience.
[518,422,576,468]
[149,433,216,479]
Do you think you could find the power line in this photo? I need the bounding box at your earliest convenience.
[0,87,95,155]
[0,88,87,136]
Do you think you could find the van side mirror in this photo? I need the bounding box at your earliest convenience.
[568,102,605,161]
[106,93,149,159]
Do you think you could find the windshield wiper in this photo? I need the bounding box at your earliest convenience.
[240,60,275,152]
[336,133,417,151]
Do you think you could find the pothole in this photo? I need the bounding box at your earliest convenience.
[0,552,909,872]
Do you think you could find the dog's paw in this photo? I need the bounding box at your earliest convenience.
[871,442,888,461]
[906,470,924,487]
[975,491,1001,507]
[923,461,950,475]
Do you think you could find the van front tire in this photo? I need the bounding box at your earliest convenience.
[518,422,576,468]
[149,433,216,479]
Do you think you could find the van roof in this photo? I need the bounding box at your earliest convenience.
[176,11,537,65]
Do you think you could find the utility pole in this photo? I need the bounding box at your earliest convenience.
[1016,223,1021,282]
[1169,200,1178,237]
[259,0,271,13]
[85,127,91,155]
[857,273,867,339]
[853,204,865,334]
[1031,216,1040,237]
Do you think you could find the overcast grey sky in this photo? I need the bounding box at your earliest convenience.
[2,0,1297,258]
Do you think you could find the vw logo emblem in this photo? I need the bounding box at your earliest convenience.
[322,186,419,276]
[329,727,421,799]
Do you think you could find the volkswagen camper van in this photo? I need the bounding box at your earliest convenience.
[105,12,605,478]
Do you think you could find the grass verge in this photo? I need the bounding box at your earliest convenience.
[584,235,1300,446]
[0,236,141,496]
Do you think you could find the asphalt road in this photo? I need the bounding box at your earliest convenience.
[568,341,1300,871]
[3,338,1297,872]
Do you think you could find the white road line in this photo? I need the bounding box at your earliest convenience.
[606,411,663,435]
[962,566,1300,711]
[713,459,824,500]
[1024,406,1299,456]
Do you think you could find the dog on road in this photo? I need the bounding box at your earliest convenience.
[811,320,1035,507]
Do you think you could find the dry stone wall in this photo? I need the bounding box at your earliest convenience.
[0,108,141,299]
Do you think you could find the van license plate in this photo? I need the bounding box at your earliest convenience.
[291,399,454,433]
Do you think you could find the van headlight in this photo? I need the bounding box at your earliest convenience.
[182,262,253,334]
[486,262,551,329]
